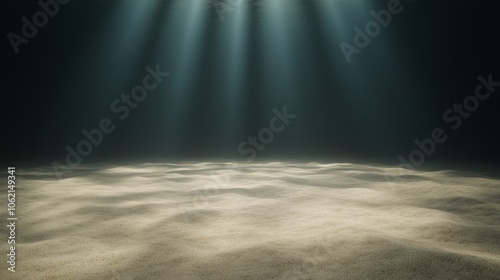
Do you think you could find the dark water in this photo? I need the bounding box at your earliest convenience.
[3,0,499,165]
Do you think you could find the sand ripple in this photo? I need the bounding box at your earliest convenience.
[2,162,499,279]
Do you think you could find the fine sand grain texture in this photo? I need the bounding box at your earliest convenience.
[1,162,499,280]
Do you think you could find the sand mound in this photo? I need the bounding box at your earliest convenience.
[2,162,499,279]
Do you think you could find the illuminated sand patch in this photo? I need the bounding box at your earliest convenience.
[2,162,500,279]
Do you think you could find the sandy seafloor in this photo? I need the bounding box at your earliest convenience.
[1,161,499,280]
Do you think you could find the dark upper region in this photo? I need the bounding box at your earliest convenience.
[2,0,499,163]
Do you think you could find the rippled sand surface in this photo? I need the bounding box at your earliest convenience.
[2,162,500,279]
